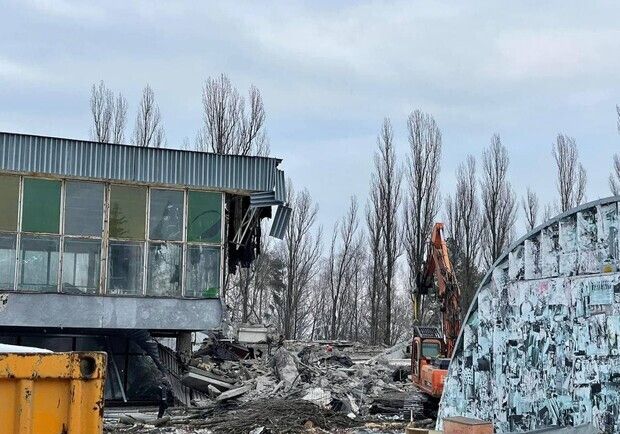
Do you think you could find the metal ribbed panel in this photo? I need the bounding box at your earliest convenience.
[0,132,282,194]
[270,205,292,239]
[250,191,280,208]
[275,169,286,203]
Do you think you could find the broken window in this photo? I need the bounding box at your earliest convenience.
[149,189,183,241]
[22,178,61,234]
[147,243,182,296]
[108,242,144,295]
[109,185,146,240]
[65,181,104,236]
[187,191,221,243]
[0,174,19,231]
[61,239,101,294]
[0,233,16,289]
[18,235,59,291]
[185,245,220,298]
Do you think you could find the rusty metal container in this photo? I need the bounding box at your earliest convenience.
[443,416,494,434]
[0,351,106,434]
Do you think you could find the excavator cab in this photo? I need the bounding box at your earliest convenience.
[411,326,449,398]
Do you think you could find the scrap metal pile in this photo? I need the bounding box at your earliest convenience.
[104,334,436,433]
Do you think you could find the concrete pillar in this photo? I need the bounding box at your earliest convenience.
[176,332,192,362]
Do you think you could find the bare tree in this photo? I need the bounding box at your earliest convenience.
[224,224,278,324]
[197,74,269,156]
[390,290,414,344]
[112,94,128,143]
[134,84,165,148]
[274,185,322,339]
[403,109,442,323]
[480,134,517,267]
[609,157,620,196]
[553,134,586,212]
[522,187,539,231]
[325,197,363,339]
[373,119,402,345]
[543,203,554,222]
[445,155,483,318]
[365,183,384,344]
[90,81,127,144]
[609,106,620,195]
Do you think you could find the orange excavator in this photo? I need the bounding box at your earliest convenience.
[410,222,461,398]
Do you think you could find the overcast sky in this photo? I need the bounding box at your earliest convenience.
[1,1,619,234]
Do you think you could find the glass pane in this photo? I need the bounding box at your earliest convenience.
[0,175,19,231]
[19,236,59,291]
[109,185,146,240]
[62,239,101,294]
[0,233,16,289]
[108,242,144,295]
[65,181,104,236]
[185,246,220,298]
[147,243,182,296]
[149,189,183,241]
[187,191,221,243]
[422,342,441,358]
[22,178,61,233]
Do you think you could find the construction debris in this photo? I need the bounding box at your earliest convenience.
[105,336,434,433]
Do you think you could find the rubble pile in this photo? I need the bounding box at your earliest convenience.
[189,338,429,418]
[105,336,434,433]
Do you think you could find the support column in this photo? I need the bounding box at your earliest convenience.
[176,331,192,362]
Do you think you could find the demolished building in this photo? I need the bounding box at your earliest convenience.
[0,131,290,402]
[438,197,620,433]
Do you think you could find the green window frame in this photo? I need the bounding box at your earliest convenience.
[22,178,61,234]
[187,191,222,243]
[109,185,147,240]
[0,174,19,231]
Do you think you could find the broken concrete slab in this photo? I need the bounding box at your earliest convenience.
[302,387,332,407]
[273,347,299,385]
[216,384,253,401]
[181,366,235,392]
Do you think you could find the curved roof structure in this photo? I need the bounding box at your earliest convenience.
[438,197,620,433]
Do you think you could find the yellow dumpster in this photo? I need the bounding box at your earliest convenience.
[0,351,106,434]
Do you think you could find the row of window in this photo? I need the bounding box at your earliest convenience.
[0,175,221,242]
[0,174,223,298]
[0,234,219,297]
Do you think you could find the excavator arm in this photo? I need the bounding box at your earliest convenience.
[418,223,461,357]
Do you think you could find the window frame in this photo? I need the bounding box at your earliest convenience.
[21,177,62,235]
[0,173,20,232]
[183,189,223,298]
[0,174,224,299]
[61,180,106,295]
[17,234,61,292]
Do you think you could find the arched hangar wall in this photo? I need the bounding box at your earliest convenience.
[438,197,620,433]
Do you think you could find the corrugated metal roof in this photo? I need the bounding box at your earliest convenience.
[0,131,284,194]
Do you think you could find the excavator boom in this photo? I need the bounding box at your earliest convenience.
[420,223,461,357]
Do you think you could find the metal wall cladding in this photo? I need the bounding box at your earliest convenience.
[438,197,620,433]
[0,132,282,193]
[275,169,287,203]
[250,191,280,208]
[270,205,292,239]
